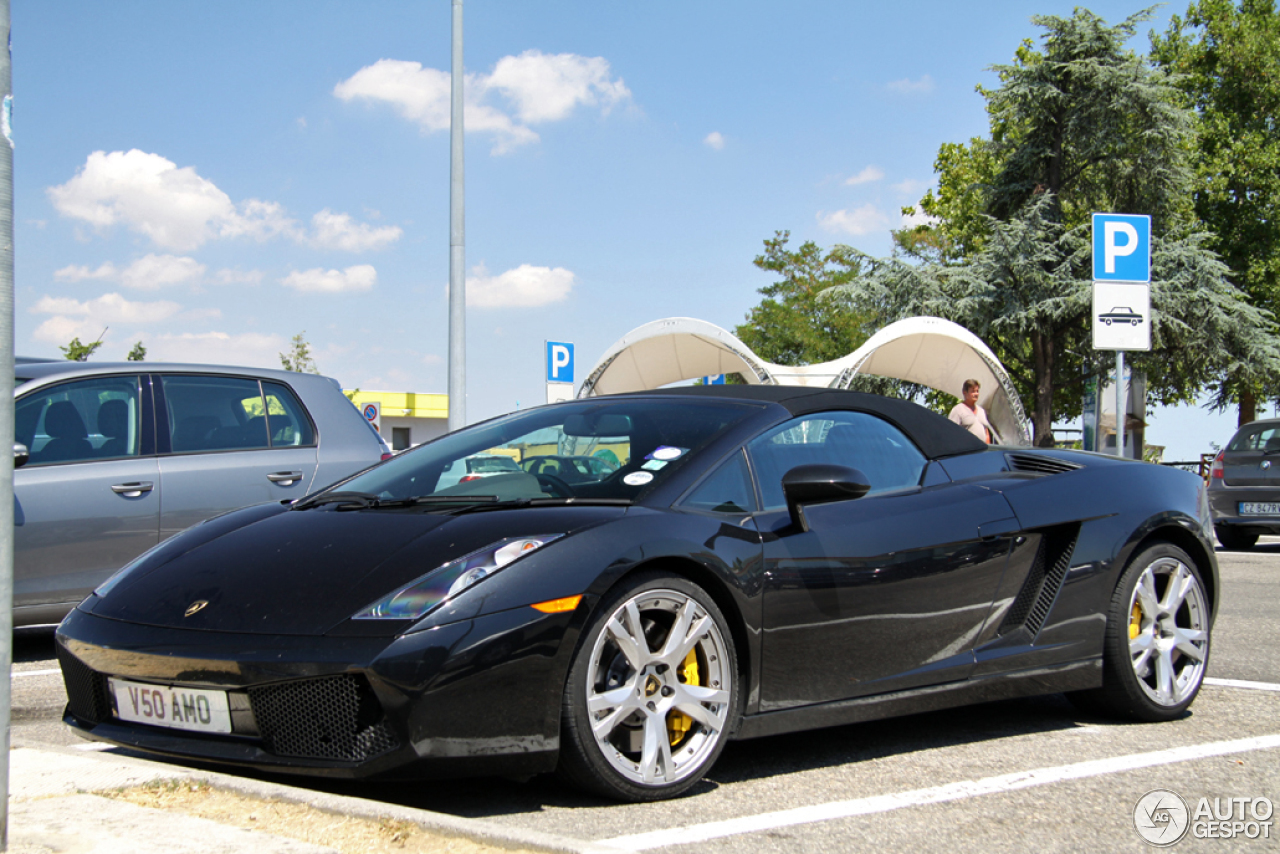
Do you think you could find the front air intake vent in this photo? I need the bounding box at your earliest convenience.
[1006,453,1082,476]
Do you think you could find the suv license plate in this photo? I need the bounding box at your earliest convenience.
[108,677,232,733]
[1239,502,1280,516]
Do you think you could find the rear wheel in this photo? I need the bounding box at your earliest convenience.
[1215,525,1258,551]
[557,572,738,801]
[1071,543,1210,721]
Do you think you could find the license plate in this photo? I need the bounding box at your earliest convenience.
[1240,502,1280,516]
[108,677,232,734]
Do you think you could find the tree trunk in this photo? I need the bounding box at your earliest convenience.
[1031,330,1056,446]
[1239,386,1257,427]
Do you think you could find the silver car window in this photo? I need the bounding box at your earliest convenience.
[162,375,271,453]
[16,375,142,466]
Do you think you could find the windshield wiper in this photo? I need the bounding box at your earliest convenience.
[293,492,501,511]
[448,497,632,516]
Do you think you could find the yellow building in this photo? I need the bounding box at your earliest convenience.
[344,390,449,451]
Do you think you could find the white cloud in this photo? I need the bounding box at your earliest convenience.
[334,51,629,155]
[54,254,205,289]
[48,150,243,251]
[31,291,183,343]
[119,254,206,290]
[145,331,289,368]
[892,178,932,196]
[467,263,574,308]
[281,264,377,293]
[704,132,725,151]
[818,205,892,236]
[214,268,264,285]
[485,50,630,123]
[309,209,402,251]
[845,166,884,186]
[54,262,117,281]
[900,209,941,229]
[887,74,935,95]
[47,149,391,251]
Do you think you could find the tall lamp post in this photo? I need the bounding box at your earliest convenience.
[447,0,465,431]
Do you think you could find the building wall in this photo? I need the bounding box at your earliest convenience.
[344,390,449,451]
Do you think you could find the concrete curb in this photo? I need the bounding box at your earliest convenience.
[18,743,621,854]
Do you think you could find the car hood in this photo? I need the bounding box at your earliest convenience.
[84,504,624,636]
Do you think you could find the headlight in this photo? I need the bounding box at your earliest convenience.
[352,535,563,620]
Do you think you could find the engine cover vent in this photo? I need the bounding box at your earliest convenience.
[1006,453,1082,476]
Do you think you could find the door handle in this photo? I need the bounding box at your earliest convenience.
[111,481,154,497]
[267,471,304,486]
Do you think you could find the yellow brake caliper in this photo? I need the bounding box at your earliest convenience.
[667,648,699,745]
[1129,602,1143,640]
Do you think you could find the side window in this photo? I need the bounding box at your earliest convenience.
[680,451,758,515]
[747,411,927,511]
[262,382,316,447]
[16,376,142,465]
[163,375,270,453]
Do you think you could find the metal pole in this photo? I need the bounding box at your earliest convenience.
[0,1,15,847]
[1116,350,1125,458]
[446,0,465,432]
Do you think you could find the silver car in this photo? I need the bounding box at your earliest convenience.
[1207,417,1280,550]
[13,361,391,626]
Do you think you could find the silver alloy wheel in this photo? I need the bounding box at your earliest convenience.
[585,588,731,787]
[1127,556,1209,707]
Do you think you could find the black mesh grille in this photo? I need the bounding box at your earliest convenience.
[999,537,1048,633]
[248,674,399,762]
[998,525,1080,637]
[1006,453,1082,475]
[57,645,110,723]
[1025,527,1079,636]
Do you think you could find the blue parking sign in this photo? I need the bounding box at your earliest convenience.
[546,341,574,383]
[1092,213,1151,282]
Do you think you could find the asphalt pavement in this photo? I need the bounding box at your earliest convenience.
[8,543,1280,853]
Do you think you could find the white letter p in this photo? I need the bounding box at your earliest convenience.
[1104,221,1139,273]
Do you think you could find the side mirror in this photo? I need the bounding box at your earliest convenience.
[781,464,870,532]
[13,443,28,469]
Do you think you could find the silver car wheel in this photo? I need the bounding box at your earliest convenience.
[585,588,732,787]
[1127,556,1209,708]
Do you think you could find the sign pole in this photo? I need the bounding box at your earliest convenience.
[446,0,465,432]
[1116,350,1125,458]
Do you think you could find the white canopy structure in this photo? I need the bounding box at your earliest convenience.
[578,316,1031,445]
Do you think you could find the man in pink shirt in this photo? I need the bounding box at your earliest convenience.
[948,378,994,444]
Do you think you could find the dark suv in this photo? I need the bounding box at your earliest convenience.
[1208,418,1280,550]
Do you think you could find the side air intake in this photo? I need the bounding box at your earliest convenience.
[1005,453,1082,476]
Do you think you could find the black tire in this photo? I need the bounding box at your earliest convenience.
[557,571,739,801]
[1069,543,1211,722]
[1215,525,1258,551]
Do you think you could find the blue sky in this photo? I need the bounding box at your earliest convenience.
[12,1,1260,457]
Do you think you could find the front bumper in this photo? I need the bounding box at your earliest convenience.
[56,604,582,780]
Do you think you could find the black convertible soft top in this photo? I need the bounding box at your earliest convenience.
[612,385,988,460]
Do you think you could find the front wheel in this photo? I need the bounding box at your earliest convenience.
[557,572,738,801]
[1072,543,1211,721]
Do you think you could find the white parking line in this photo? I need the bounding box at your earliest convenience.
[599,734,1280,851]
[11,668,60,678]
[1205,677,1280,692]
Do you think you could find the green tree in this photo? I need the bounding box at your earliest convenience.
[60,334,104,362]
[1151,0,1280,424]
[279,332,321,374]
[734,232,876,367]
[838,8,1280,444]
[126,341,146,361]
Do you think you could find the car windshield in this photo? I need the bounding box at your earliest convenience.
[1227,423,1280,452]
[328,398,761,505]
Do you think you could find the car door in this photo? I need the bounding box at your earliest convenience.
[751,411,1017,711]
[13,373,158,617]
[155,374,320,538]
